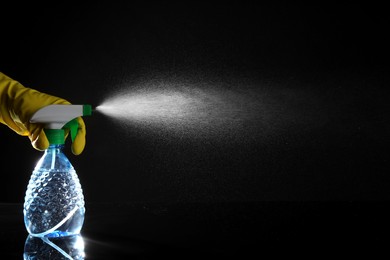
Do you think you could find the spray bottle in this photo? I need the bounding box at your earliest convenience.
[23,104,92,238]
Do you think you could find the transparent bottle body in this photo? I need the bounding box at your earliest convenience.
[23,144,85,238]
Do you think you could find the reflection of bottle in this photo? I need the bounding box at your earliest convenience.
[24,234,85,259]
[23,105,91,238]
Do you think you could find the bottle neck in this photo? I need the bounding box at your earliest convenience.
[48,143,65,148]
[46,144,65,153]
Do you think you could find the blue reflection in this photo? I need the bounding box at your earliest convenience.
[24,234,85,259]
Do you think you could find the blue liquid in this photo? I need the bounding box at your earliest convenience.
[24,145,85,238]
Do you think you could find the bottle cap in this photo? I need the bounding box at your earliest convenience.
[45,129,65,145]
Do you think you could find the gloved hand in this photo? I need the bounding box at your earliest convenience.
[0,72,86,155]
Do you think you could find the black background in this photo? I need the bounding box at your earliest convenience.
[1,2,389,204]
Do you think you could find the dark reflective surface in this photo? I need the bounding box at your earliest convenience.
[1,202,390,258]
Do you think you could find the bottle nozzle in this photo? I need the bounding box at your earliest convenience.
[83,105,92,116]
[30,104,92,145]
[30,104,92,129]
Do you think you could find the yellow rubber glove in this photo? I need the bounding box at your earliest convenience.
[0,72,86,155]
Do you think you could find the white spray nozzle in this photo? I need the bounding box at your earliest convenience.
[30,104,91,129]
[30,104,92,145]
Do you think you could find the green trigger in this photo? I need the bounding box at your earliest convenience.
[63,119,79,142]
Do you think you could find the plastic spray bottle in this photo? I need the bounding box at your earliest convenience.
[23,104,92,238]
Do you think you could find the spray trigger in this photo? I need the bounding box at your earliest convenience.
[63,119,79,142]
